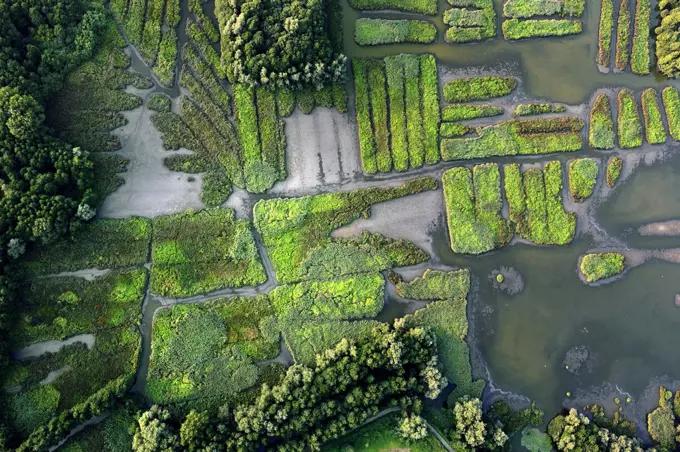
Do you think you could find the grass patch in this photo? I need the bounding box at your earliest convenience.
[514,103,566,116]
[442,164,513,255]
[589,93,615,149]
[579,253,625,282]
[503,0,585,18]
[606,155,623,188]
[347,0,437,15]
[150,209,266,298]
[502,19,583,40]
[631,0,651,75]
[404,55,426,169]
[352,59,377,174]
[443,104,504,121]
[615,0,631,70]
[396,268,469,300]
[385,56,409,172]
[662,86,680,141]
[444,0,496,44]
[598,0,614,67]
[146,295,278,409]
[504,161,576,245]
[568,158,599,202]
[441,117,584,160]
[367,60,392,173]
[20,218,151,276]
[617,88,643,149]
[253,178,435,283]
[324,412,446,451]
[443,76,517,103]
[641,88,667,144]
[355,18,436,45]
[440,122,473,138]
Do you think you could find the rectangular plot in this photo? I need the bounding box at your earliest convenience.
[367,60,392,172]
[352,59,378,174]
[403,55,425,168]
[385,56,409,171]
[631,0,651,74]
[421,55,441,164]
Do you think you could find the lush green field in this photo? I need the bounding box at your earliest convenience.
[347,0,437,14]
[442,164,513,255]
[444,0,496,44]
[440,122,473,138]
[503,0,585,18]
[514,103,566,116]
[355,18,436,45]
[617,89,643,149]
[150,209,266,298]
[568,158,599,202]
[580,253,625,282]
[443,104,504,121]
[589,93,615,149]
[503,19,582,40]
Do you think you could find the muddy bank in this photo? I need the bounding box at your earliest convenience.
[639,220,680,236]
[13,334,95,360]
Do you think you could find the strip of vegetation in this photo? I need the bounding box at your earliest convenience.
[444,0,496,44]
[598,0,614,67]
[385,57,409,172]
[656,1,680,77]
[606,155,623,187]
[615,0,632,70]
[502,19,583,40]
[253,178,435,283]
[579,252,625,282]
[186,19,226,79]
[355,18,436,45]
[441,117,584,160]
[440,122,473,138]
[503,0,585,18]
[150,209,266,298]
[514,103,566,116]
[442,164,513,255]
[568,158,599,202]
[404,55,426,169]
[589,93,615,149]
[641,88,667,144]
[421,55,441,165]
[347,0,437,15]
[443,104,504,121]
[617,88,642,149]
[504,162,576,245]
[631,0,651,74]
[352,59,377,174]
[368,60,392,173]
[662,86,680,141]
[443,76,517,103]
[395,268,470,301]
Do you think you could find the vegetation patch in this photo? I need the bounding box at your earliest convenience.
[606,155,623,188]
[396,268,470,301]
[444,0,497,44]
[441,117,584,160]
[503,19,582,40]
[615,0,632,70]
[579,253,626,282]
[597,0,614,67]
[254,179,435,283]
[347,0,437,15]
[503,0,585,18]
[442,164,513,255]
[58,403,137,452]
[617,88,643,149]
[504,162,576,245]
[641,88,667,144]
[662,86,680,141]
[589,93,615,149]
[631,0,651,75]
[150,209,266,298]
[656,1,680,77]
[568,158,599,202]
[440,122,473,138]
[146,295,278,410]
[442,104,504,121]
[514,103,567,116]
[443,76,517,103]
[355,19,436,45]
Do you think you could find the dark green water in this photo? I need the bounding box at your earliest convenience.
[340,0,680,427]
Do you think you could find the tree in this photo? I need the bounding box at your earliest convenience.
[132,406,180,452]
[398,413,428,441]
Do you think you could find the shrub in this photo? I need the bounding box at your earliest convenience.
[296,88,316,114]
[442,164,512,254]
[443,76,517,103]
[568,158,599,202]
[597,0,614,67]
[617,88,642,149]
[579,253,625,282]
[589,93,614,149]
[443,104,504,121]
[615,0,631,70]
[502,19,582,40]
[347,0,437,15]
[656,2,680,77]
[355,19,436,45]
[641,88,667,144]
[647,386,676,449]
[606,155,623,188]
[662,86,680,140]
[514,103,566,116]
[216,0,345,89]
[631,0,651,74]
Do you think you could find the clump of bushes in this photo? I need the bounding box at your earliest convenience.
[579,252,625,283]
[503,0,585,18]
[656,1,680,77]
[568,158,599,202]
[443,76,517,103]
[355,18,436,45]
[589,93,615,149]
